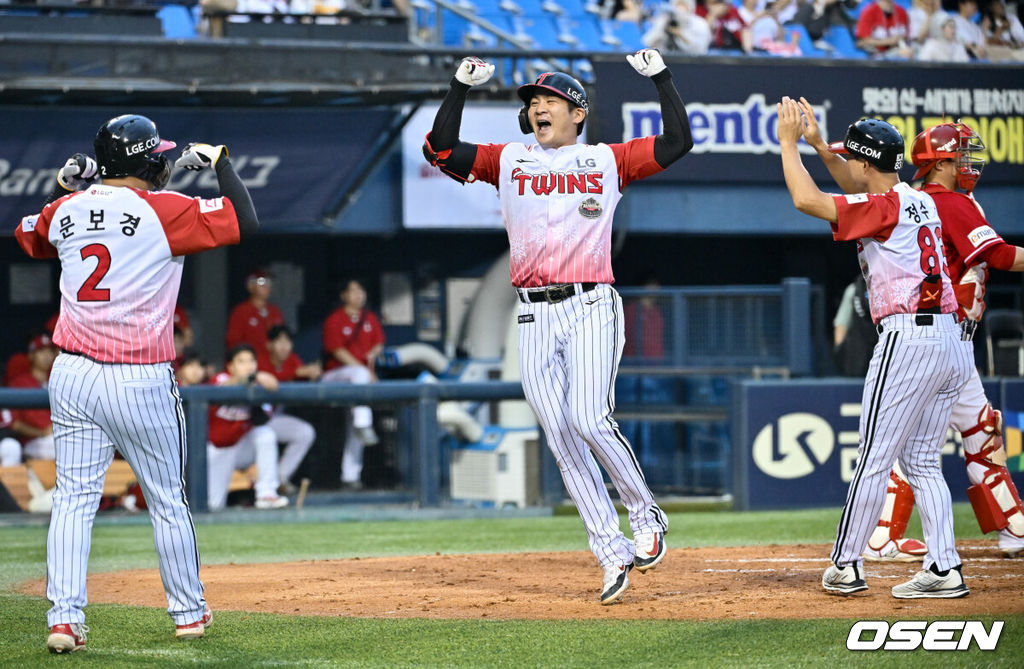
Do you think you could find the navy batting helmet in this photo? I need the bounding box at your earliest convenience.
[94,115,176,190]
[516,72,589,136]
[827,118,905,173]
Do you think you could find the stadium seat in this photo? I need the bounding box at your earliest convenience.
[783,23,829,58]
[600,17,645,51]
[157,4,197,39]
[825,24,867,59]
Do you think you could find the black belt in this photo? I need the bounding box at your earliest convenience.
[517,283,597,304]
[914,314,934,326]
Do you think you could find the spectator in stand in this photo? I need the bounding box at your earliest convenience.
[226,268,284,352]
[855,0,914,57]
[175,349,208,387]
[321,278,385,489]
[738,0,803,55]
[917,11,971,60]
[643,0,714,55]
[981,0,1024,60]
[603,0,646,22]
[951,0,988,58]
[6,334,59,462]
[206,344,288,511]
[259,324,319,494]
[696,0,749,51]
[794,0,858,47]
[908,0,943,47]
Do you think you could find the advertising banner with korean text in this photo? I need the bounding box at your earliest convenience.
[593,58,1024,185]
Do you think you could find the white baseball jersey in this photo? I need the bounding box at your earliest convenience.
[467,137,661,287]
[831,182,957,323]
[16,185,239,363]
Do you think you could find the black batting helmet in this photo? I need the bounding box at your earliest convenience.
[94,114,176,189]
[516,72,589,136]
[827,118,905,173]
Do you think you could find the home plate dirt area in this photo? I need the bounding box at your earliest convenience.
[24,542,1024,620]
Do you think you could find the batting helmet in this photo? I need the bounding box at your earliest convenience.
[910,122,985,192]
[516,72,589,136]
[828,118,905,173]
[94,114,176,190]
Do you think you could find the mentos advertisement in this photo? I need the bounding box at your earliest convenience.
[593,58,1024,185]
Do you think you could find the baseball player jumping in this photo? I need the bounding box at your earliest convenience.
[16,115,258,652]
[777,98,974,599]
[798,108,1024,561]
[423,50,693,604]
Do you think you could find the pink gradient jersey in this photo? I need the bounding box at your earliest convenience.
[831,182,957,323]
[16,184,240,363]
[468,137,662,287]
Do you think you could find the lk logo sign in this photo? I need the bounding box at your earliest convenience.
[752,413,834,479]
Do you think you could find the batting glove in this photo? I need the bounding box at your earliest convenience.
[454,57,494,86]
[626,48,667,77]
[57,153,98,191]
[175,143,228,171]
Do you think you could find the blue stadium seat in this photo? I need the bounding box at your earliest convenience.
[825,24,867,59]
[556,15,615,51]
[157,5,196,39]
[600,18,645,51]
[783,23,829,58]
[560,0,605,17]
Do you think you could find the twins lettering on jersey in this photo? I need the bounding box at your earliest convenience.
[510,167,605,196]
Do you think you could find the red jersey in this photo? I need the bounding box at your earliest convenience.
[7,373,51,443]
[258,350,302,382]
[696,4,746,49]
[225,300,284,351]
[15,185,240,364]
[4,353,31,386]
[856,3,909,51]
[207,371,253,448]
[322,308,384,370]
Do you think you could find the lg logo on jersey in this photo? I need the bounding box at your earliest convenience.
[847,620,1003,651]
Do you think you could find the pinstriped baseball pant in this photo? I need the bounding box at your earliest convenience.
[831,314,974,572]
[45,353,206,626]
[517,284,667,568]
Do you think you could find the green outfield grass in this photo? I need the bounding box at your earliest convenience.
[0,504,1020,668]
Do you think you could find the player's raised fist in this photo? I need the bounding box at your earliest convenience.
[454,57,494,86]
[626,49,667,77]
[175,143,228,171]
[57,153,98,191]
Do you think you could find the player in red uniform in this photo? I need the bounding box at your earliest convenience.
[6,334,59,462]
[225,269,284,351]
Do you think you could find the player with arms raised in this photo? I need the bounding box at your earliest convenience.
[16,115,258,652]
[423,51,693,604]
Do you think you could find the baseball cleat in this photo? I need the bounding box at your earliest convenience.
[892,566,969,599]
[822,564,868,595]
[254,495,288,510]
[600,562,632,605]
[47,623,89,653]
[175,605,213,640]
[999,532,1024,558]
[633,531,666,572]
[862,538,927,562]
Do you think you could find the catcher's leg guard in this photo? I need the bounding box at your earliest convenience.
[867,466,916,549]
[963,406,1024,538]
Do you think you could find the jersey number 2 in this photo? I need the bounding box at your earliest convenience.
[77,244,111,302]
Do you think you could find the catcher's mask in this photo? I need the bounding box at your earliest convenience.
[910,122,986,192]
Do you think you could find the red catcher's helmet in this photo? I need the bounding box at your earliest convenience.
[910,122,986,192]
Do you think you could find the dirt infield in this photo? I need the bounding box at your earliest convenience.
[23,542,1024,620]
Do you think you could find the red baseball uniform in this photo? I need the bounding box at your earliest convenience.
[322,308,384,370]
[7,372,51,444]
[257,351,302,382]
[225,301,284,351]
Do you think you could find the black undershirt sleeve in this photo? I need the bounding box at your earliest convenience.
[650,70,693,169]
[424,78,479,183]
[216,157,259,239]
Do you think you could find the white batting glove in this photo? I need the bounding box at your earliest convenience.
[626,48,667,77]
[175,143,228,171]
[57,153,98,191]
[454,57,494,86]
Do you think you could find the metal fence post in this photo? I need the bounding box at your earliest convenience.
[782,277,812,376]
[413,392,440,507]
[184,398,209,513]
